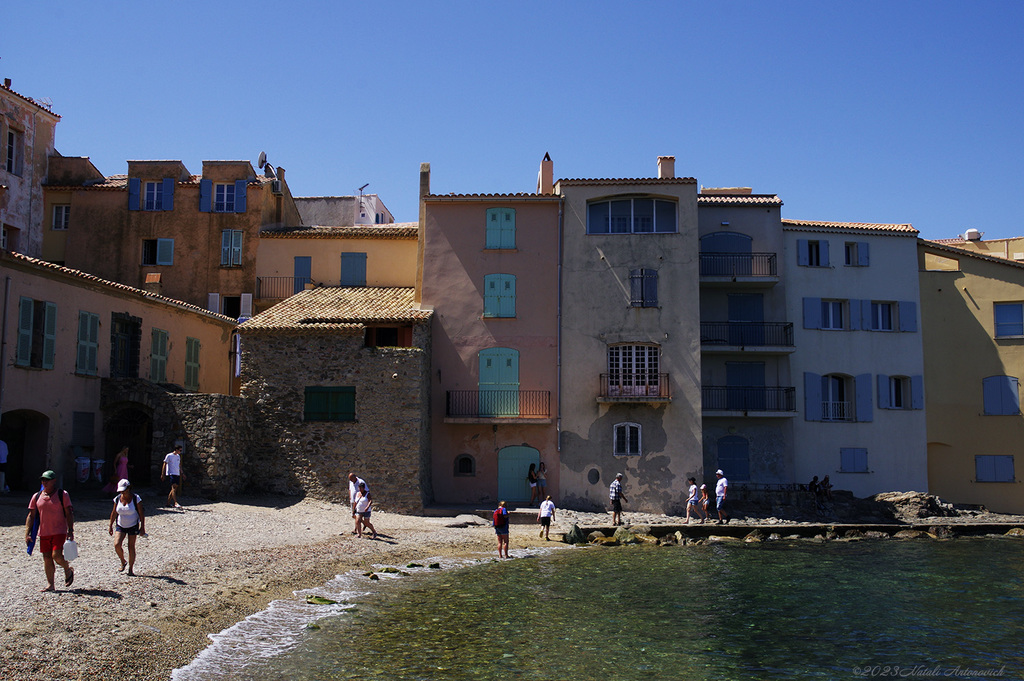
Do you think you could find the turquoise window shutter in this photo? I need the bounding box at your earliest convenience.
[162,178,175,211]
[42,302,58,370]
[499,276,516,317]
[199,179,212,212]
[234,179,247,213]
[16,297,33,366]
[157,238,174,266]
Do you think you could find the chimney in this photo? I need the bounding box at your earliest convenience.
[658,156,675,179]
[3,79,10,89]
[144,272,162,296]
[419,162,431,198]
[537,153,553,195]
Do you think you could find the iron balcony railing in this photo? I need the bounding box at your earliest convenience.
[600,373,671,399]
[700,322,794,347]
[256,276,312,299]
[702,386,796,412]
[446,390,550,418]
[822,400,853,421]
[699,252,777,277]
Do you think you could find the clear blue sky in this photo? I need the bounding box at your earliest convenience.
[6,1,1023,238]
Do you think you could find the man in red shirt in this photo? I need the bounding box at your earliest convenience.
[25,470,75,591]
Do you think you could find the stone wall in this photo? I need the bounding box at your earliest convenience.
[167,393,258,498]
[240,325,431,513]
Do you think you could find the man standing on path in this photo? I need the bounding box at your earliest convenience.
[348,472,368,535]
[715,469,730,524]
[609,473,627,526]
[161,445,185,509]
[24,471,75,591]
[537,495,556,540]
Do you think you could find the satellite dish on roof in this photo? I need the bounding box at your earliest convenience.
[257,151,267,169]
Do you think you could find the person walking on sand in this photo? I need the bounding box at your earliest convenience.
[24,471,75,591]
[353,482,377,539]
[109,479,146,575]
[685,477,706,524]
[609,473,627,526]
[348,472,368,535]
[715,469,730,524]
[161,445,185,509]
[103,446,130,494]
[699,482,709,520]
[493,500,510,558]
[537,495,556,540]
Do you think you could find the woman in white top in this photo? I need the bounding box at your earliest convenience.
[353,482,377,539]
[108,479,146,575]
[685,477,705,524]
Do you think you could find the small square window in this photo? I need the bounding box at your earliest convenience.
[53,205,71,230]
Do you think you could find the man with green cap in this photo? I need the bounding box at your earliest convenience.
[25,470,75,591]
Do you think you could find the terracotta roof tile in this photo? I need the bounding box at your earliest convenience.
[782,219,918,234]
[0,251,235,324]
[239,287,431,335]
[919,239,1024,270]
[423,193,561,201]
[0,82,61,119]
[557,177,697,186]
[698,194,782,205]
[48,174,270,191]
[260,223,418,239]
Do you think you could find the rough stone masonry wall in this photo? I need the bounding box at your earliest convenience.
[240,326,431,513]
[167,393,258,498]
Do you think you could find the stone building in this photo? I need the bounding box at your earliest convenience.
[238,286,433,512]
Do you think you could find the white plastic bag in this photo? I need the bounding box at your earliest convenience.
[62,539,78,561]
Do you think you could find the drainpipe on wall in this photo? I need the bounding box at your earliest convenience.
[556,198,563,452]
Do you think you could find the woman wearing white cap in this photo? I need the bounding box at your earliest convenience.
[108,479,146,575]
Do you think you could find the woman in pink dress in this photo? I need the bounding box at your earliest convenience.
[103,447,130,493]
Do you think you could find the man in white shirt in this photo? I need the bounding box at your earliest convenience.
[348,472,368,535]
[715,469,730,524]
[537,496,556,540]
[161,445,185,509]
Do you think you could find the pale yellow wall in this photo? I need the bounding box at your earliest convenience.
[41,188,71,262]
[920,242,1024,512]
[256,235,418,288]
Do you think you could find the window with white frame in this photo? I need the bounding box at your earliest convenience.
[821,300,845,330]
[587,198,677,234]
[214,183,236,212]
[845,241,869,266]
[53,205,71,230]
[975,455,1015,482]
[613,422,641,456]
[889,376,909,409]
[840,447,868,472]
[221,230,243,266]
[607,344,661,396]
[144,181,164,211]
[6,128,23,175]
[870,302,894,331]
[822,374,852,421]
[797,238,829,267]
[994,303,1024,338]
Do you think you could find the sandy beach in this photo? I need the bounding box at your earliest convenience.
[2,488,1022,681]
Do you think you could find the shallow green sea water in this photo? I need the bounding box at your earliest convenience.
[194,539,1024,681]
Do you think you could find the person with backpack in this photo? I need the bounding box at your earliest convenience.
[493,500,510,558]
[109,479,146,575]
[24,470,75,591]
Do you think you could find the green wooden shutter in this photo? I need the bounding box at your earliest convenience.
[41,302,57,369]
[16,297,33,366]
[185,337,200,390]
[157,238,174,265]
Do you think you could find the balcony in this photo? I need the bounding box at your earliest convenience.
[256,276,311,300]
[700,322,795,353]
[445,390,551,424]
[700,253,778,286]
[822,401,853,421]
[702,386,796,416]
[598,373,671,403]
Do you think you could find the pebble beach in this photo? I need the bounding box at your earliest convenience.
[2,490,1022,681]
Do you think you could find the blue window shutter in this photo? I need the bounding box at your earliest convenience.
[156,238,174,265]
[499,275,516,317]
[859,242,870,266]
[16,297,33,366]
[128,178,141,211]
[485,208,501,249]
[162,178,175,211]
[820,239,830,267]
[341,252,367,286]
[803,297,821,329]
[630,269,642,306]
[502,208,515,248]
[797,239,809,266]
[199,179,212,212]
[861,300,872,331]
[483,276,498,317]
[983,376,1002,414]
[911,375,924,410]
[994,455,1015,482]
[804,372,822,421]
[877,374,890,409]
[855,373,873,422]
[899,301,917,332]
[1002,376,1020,414]
[234,179,247,213]
[42,302,58,370]
[643,269,658,306]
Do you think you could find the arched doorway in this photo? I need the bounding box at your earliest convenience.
[0,410,50,491]
[497,445,539,503]
[105,407,154,486]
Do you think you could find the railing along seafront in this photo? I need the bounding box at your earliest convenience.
[446,390,550,418]
[256,276,312,299]
[600,373,671,399]
[702,386,796,411]
[699,252,777,277]
[699,321,794,346]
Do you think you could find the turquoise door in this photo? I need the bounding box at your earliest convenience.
[479,348,519,416]
[294,256,312,294]
[498,445,539,502]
